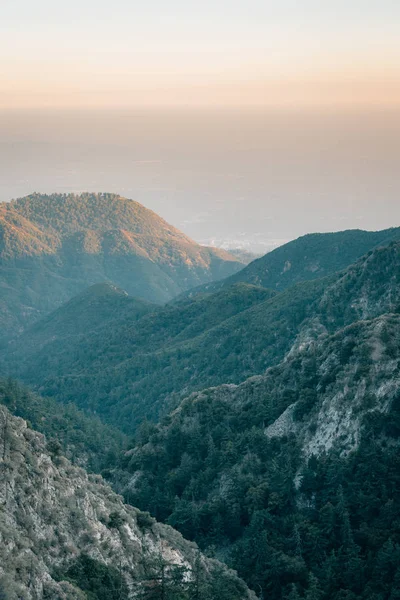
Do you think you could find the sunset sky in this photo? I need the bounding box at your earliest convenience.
[1,1,400,247]
[1,0,399,109]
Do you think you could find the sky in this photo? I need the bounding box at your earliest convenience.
[0,1,399,250]
[1,0,400,109]
[1,108,399,251]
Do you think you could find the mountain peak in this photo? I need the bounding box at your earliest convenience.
[10,192,188,241]
[0,193,241,340]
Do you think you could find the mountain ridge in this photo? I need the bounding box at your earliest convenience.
[0,193,241,340]
[119,310,400,597]
[5,240,400,433]
[179,226,400,300]
[3,223,400,599]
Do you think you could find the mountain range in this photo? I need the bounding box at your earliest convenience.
[1,193,400,600]
[6,239,400,431]
[181,226,400,298]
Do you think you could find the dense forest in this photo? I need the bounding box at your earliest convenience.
[116,313,400,599]
[6,242,400,432]
[180,227,400,299]
[0,378,127,471]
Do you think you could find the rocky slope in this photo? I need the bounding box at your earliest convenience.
[126,310,400,506]
[121,312,400,597]
[3,230,400,600]
[0,405,254,599]
[0,193,241,340]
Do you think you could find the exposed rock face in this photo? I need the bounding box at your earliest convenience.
[126,312,400,517]
[265,314,400,457]
[162,310,400,464]
[0,405,254,599]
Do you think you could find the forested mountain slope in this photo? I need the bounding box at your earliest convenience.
[3,230,400,600]
[8,282,154,356]
[0,378,127,472]
[120,312,400,599]
[0,404,254,600]
[181,227,400,299]
[6,242,400,432]
[0,193,241,340]
[6,282,277,428]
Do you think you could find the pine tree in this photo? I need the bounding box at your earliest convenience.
[292,524,303,558]
[305,574,322,600]
[389,567,400,600]
[285,583,301,600]
[136,540,190,600]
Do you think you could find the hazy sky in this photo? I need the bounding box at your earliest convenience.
[1,0,400,108]
[1,2,399,250]
[1,108,400,251]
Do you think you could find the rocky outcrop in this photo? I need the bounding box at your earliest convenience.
[0,405,254,599]
[266,313,400,456]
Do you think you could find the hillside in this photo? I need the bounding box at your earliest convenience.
[0,404,254,600]
[6,242,400,432]
[3,231,400,599]
[0,378,127,472]
[9,283,154,356]
[6,282,277,428]
[181,227,400,299]
[119,312,400,599]
[0,193,241,340]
